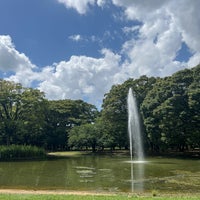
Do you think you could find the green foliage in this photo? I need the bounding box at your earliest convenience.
[0,65,199,154]
[100,75,157,150]
[68,123,101,152]
[45,100,98,150]
[0,145,46,160]
[0,80,47,146]
[97,65,200,153]
[0,80,98,151]
[141,65,200,152]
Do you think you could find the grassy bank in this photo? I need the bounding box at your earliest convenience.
[0,145,46,160]
[47,151,90,157]
[0,193,200,200]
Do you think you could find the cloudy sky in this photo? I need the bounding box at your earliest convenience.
[0,0,200,108]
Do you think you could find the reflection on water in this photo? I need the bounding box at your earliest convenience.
[130,162,144,192]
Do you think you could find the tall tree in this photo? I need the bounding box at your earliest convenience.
[141,66,199,152]
[0,80,47,146]
[68,123,101,152]
[0,80,22,145]
[19,88,48,146]
[45,99,98,150]
[101,76,157,150]
[187,65,200,148]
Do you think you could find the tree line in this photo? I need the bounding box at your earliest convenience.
[68,65,199,153]
[0,65,199,153]
[0,80,98,150]
[100,64,200,153]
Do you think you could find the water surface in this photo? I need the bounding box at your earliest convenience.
[0,155,199,193]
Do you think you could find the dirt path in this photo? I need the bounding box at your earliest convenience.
[0,189,115,196]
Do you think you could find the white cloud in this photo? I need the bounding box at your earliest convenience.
[112,0,166,21]
[0,35,36,73]
[123,25,140,35]
[187,53,200,68]
[97,0,107,7]
[113,0,200,77]
[0,35,39,86]
[57,0,108,14]
[1,0,200,108]
[56,0,200,75]
[69,34,82,42]
[168,0,200,53]
[57,0,96,14]
[0,35,122,107]
[38,48,121,106]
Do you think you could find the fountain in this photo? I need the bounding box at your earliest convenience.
[127,88,145,192]
[127,88,144,161]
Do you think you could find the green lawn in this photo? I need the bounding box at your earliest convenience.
[48,151,89,157]
[0,193,200,200]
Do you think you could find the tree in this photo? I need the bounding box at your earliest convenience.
[101,84,129,149]
[141,66,199,152]
[101,76,157,150]
[187,65,200,148]
[141,78,168,152]
[0,80,23,145]
[94,117,116,150]
[45,99,98,150]
[19,88,48,146]
[68,123,100,152]
[0,80,47,146]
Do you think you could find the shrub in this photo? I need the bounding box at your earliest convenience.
[0,145,46,160]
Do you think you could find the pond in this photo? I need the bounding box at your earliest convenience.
[0,155,199,193]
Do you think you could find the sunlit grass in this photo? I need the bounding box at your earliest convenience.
[0,193,200,200]
[48,151,90,157]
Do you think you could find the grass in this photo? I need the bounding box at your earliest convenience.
[48,151,90,157]
[0,193,200,200]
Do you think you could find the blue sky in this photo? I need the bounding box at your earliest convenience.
[0,0,200,108]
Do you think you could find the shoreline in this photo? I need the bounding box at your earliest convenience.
[0,189,200,198]
[0,189,116,196]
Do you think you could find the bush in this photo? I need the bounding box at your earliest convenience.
[0,145,46,160]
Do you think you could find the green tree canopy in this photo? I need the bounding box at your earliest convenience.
[0,80,47,146]
[141,65,200,152]
[101,75,157,150]
[45,99,98,150]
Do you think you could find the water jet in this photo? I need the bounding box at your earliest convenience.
[127,88,144,161]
